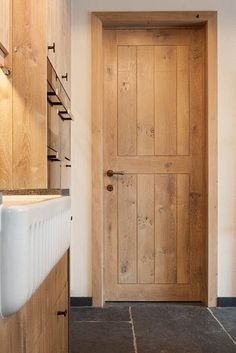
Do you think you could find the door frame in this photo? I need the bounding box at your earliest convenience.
[91,11,218,307]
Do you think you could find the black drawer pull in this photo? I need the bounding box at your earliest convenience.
[48,42,56,53]
[57,310,67,317]
[61,73,68,81]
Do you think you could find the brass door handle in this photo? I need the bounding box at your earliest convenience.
[107,170,125,177]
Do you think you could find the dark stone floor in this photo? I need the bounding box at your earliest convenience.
[70,304,236,353]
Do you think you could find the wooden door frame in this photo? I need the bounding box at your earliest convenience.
[91,11,218,307]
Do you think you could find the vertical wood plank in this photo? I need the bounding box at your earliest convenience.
[103,30,119,300]
[155,174,177,283]
[155,46,177,155]
[137,46,155,155]
[137,174,155,283]
[0,0,12,189]
[12,0,47,188]
[118,46,137,156]
[118,174,137,283]
[177,174,190,283]
[189,29,206,297]
[91,15,104,306]
[177,46,190,155]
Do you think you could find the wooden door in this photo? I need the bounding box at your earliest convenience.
[103,27,207,302]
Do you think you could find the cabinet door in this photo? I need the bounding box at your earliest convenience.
[47,0,71,97]
[54,284,69,353]
[0,0,10,56]
[47,0,57,68]
[60,0,71,96]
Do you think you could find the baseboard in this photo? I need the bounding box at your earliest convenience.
[217,297,236,307]
[70,297,92,307]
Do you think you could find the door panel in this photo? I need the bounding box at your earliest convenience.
[104,28,206,301]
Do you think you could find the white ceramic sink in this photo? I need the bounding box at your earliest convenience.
[0,195,71,317]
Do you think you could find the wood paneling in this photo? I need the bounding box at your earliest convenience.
[118,175,137,283]
[137,174,155,283]
[0,16,12,189]
[177,174,190,283]
[177,46,190,155]
[103,26,207,302]
[12,0,47,189]
[92,12,218,307]
[118,46,137,156]
[0,0,10,54]
[137,46,155,155]
[0,252,69,353]
[91,14,104,306]
[155,46,177,155]
[155,174,177,284]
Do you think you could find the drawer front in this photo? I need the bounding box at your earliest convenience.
[60,119,71,161]
[47,103,60,152]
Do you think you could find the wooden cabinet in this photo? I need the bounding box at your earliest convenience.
[0,252,69,353]
[0,0,10,60]
[47,0,71,96]
[0,0,71,190]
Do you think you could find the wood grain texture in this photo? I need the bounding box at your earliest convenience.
[118,46,137,155]
[103,27,206,302]
[94,11,217,29]
[103,30,119,300]
[207,13,218,307]
[118,175,137,283]
[0,0,10,54]
[177,46,190,155]
[138,174,155,283]
[155,174,177,283]
[177,174,190,283]
[155,46,177,155]
[92,12,217,307]
[0,0,12,189]
[12,0,47,189]
[0,252,69,353]
[91,15,104,307]
[137,46,155,155]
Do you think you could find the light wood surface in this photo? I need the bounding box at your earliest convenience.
[91,14,104,307]
[0,252,69,353]
[103,27,206,302]
[0,0,12,189]
[12,0,47,189]
[91,11,218,307]
[47,0,71,96]
[0,0,10,54]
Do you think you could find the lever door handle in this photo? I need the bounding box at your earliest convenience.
[107,170,125,177]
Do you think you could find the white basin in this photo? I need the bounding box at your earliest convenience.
[0,195,71,317]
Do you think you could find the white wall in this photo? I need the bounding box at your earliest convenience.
[71,0,236,298]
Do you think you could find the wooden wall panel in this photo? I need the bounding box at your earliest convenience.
[137,46,155,155]
[0,0,10,54]
[177,174,190,283]
[12,0,47,189]
[0,0,12,189]
[137,174,155,283]
[118,174,137,283]
[155,174,177,283]
[155,47,177,156]
[118,46,137,156]
[177,46,190,155]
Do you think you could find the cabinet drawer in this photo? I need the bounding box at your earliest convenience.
[61,160,71,190]
[47,103,60,152]
[48,159,61,189]
[60,119,71,161]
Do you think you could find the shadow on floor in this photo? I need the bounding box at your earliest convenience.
[70,303,236,353]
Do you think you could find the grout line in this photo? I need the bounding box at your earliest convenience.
[208,308,236,346]
[129,307,138,353]
[72,320,132,323]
